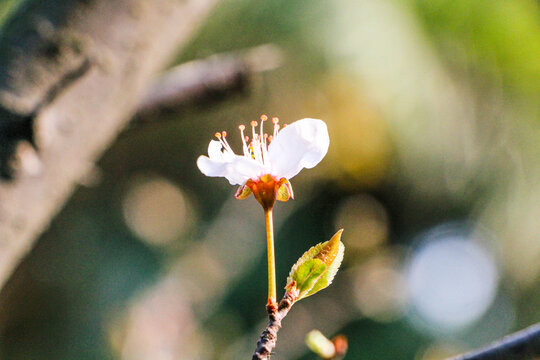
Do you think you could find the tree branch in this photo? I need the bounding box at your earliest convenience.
[252,291,296,360]
[448,323,540,360]
[0,0,220,291]
[134,44,282,120]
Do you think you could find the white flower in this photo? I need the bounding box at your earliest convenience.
[197,116,329,208]
[197,117,329,184]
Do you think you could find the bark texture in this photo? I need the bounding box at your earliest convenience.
[252,292,296,359]
[0,0,219,290]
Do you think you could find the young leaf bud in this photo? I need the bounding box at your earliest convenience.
[285,230,345,301]
[306,330,336,359]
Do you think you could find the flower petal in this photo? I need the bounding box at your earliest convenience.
[207,139,237,162]
[207,140,225,160]
[197,141,265,185]
[197,155,227,177]
[267,118,329,179]
[225,156,265,185]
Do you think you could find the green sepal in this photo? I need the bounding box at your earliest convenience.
[276,178,294,202]
[234,183,252,200]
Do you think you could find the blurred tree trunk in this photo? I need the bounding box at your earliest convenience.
[0,0,219,291]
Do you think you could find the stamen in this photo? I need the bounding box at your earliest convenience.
[252,133,263,163]
[214,131,230,152]
[272,117,279,137]
[211,117,285,165]
[262,133,269,157]
[247,138,251,148]
[221,131,234,153]
[259,116,267,163]
[239,125,249,156]
[249,121,264,162]
[251,120,258,142]
[273,124,280,138]
[260,115,267,141]
[263,132,268,147]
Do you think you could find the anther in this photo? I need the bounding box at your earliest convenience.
[251,121,258,127]
[214,132,221,138]
[260,114,268,121]
[272,117,279,124]
[239,124,245,131]
[222,131,227,137]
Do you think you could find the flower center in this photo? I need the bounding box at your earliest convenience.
[214,115,286,166]
[246,174,280,210]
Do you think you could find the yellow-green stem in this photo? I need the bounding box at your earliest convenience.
[265,209,277,304]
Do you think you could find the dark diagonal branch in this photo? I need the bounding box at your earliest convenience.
[448,323,540,360]
[252,291,296,360]
[133,44,282,121]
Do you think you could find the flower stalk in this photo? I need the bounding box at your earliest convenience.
[265,208,277,307]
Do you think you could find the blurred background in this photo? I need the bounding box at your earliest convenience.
[0,0,539,359]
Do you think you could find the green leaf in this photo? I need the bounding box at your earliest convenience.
[286,230,345,301]
[294,259,327,296]
[306,240,344,297]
